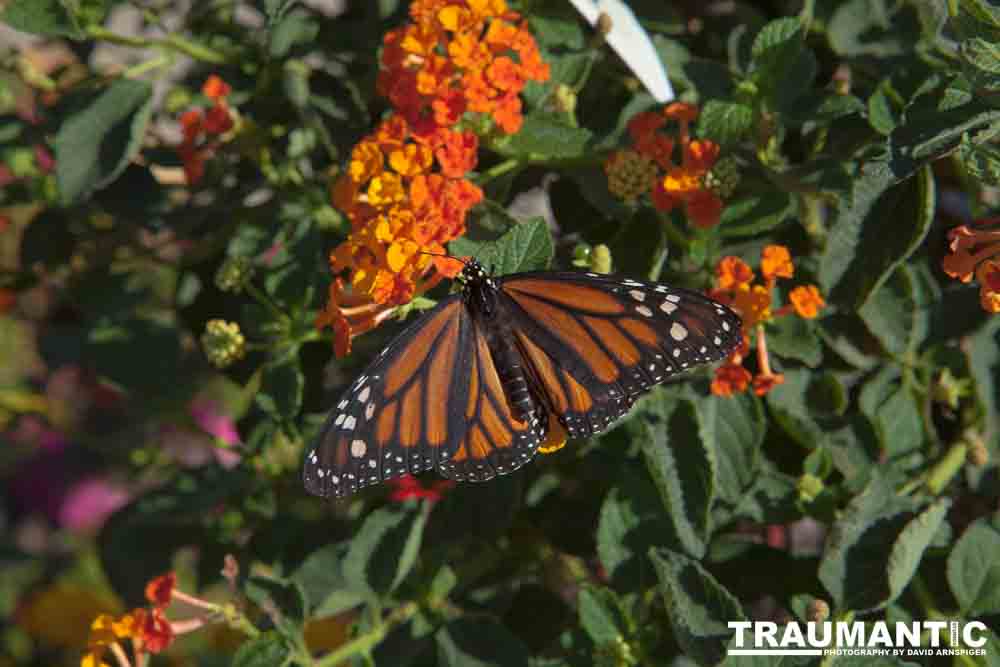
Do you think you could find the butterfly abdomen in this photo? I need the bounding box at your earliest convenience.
[481,313,545,428]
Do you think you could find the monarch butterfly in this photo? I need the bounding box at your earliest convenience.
[303,260,742,498]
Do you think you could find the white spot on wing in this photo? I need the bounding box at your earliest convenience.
[343,415,356,430]
[660,301,677,314]
[629,289,645,302]
[636,305,653,317]
[357,386,371,403]
[670,323,688,341]
[666,294,681,303]
[350,439,366,457]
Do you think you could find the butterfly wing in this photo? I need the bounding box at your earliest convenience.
[498,271,742,438]
[436,319,547,482]
[303,295,473,498]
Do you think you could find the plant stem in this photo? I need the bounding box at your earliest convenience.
[312,603,419,667]
[86,26,230,64]
[245,282,291,325]
[475,158,523,185]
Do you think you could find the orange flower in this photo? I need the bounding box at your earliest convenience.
[716,256,754,289]
[686,190,724,229]
[711,363,752,397]
[136,608,174,653]
[977,259,1000,313]
[760,245,794,282]
[145,573,176,607]
[202,75,231,101]
[789,285,825,319]
[627,111,666,143]
[752,372,785,396]
[434,129,478,178]
[731,284,772,328]
[175,76,235,185]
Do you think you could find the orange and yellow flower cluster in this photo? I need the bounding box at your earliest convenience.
[318,0,550,356]
[709,246,826,397]
[177,76,235,185]
[942,217,1000,313]
[81,573,212,667]
[606,104,734,229]
[379,0,550,136]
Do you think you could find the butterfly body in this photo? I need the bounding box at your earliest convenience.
[304,260,742,498]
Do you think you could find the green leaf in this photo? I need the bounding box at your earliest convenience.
[700,393,765,505]
[291,542,365,614]
[342,505,429,598]
[868,83,899,135]
[766,316,823,368]
[231,632,292,667]
[436,618,530,667]
[858,265,927,358]
[86,318,183,395]
[817,478,927,612]
[947,517,1000,616]
[492,114,593,160]
[961,0,1000,30]
[765,368,828,448]
[245,576,307,639]
[958,131,1000,185]
[819,163,935,310]
[0,0,83,38]
[651,548,746,667]
[256,355,304,420]
[269,9,319,58]
[967,318,1000,438]
[55,78,153,204]
[961,37,1000,89]
[578,586,627,645]
[596,469,673,586]
[751,17,803,67]
[749,18,808,104]
[698,100,753,146]
[717,192,794,238]
[451,217,553,274]
[637,395,715,559]
[886,498,951,603]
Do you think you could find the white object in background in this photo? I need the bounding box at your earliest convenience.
[566,0,675,103]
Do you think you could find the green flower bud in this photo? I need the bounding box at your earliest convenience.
[554,83,577,115]
[215,256,255,293]
[590,244,612,274]
[797,473,825,503]
[931,368,972,410]
[704,156,740,198]
[202,319,246,368]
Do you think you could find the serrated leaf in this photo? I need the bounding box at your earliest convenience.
[1,0,83,38]
[699,393,764,505]
[962,37,1000,74]
[596,470,674,586]
[959,132,1000,184]
[818,478,926,612]
[819,163,935,310]
[698,100,753,146]
[751,17,803,64]
[766,316,823,367]
[637,395,715,559]
[493,114,593,160]
[651,548,746,667]
[947,517,1000,616]
[256,356,304,419]
[717,192,794,238]
[436,618,530,667]
[450,218,553,275]
[578,586,627,645]
[961,0,1000,30]
[859,264,927,358]
[232,632,292,667]
[343,505,429,598]
[55,78,153,204]
[886,498,950,602]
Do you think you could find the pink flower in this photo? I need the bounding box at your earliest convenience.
[189,399,241,468]
[57,476,130,533]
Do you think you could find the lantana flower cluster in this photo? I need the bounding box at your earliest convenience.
[379,0,550,135]
[81,573,201,667]
[177,75,236,185]
[317,0,550,357]
[941,217,1000,313]
[605,103,738,229]
[709,246,826,397]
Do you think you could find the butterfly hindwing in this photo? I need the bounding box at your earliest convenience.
[303,295,473,498]
[499,271,742,438]
[436,321,546,482]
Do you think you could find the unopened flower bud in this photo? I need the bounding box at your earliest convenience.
[554,83,577,115]
[797,473,824,503]
[704,156,740,198]
[931,368,972,410]
[215,256,255,293]
[590,244,612,274]
[202,319,246,368]
[605,150,657,202]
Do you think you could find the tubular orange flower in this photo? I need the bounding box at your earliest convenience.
[716,256,754,289]
[145,573,176,607]
[942,219,1000,314]
[789,285,826,319]
[175,76,236,185]
[761,245,794,282]
[977,259,1000,313]
[711,363,752,397]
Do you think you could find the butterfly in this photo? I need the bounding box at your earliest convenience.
[303,260,742,498]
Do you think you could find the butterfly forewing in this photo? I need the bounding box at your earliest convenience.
[498,271,742,438]
[303,295,473,498]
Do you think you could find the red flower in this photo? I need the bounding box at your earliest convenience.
[145,572,176,607]
[136,607,175,653]
[387,475,455,503]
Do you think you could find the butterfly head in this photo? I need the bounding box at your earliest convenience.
[458,258,490,285]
